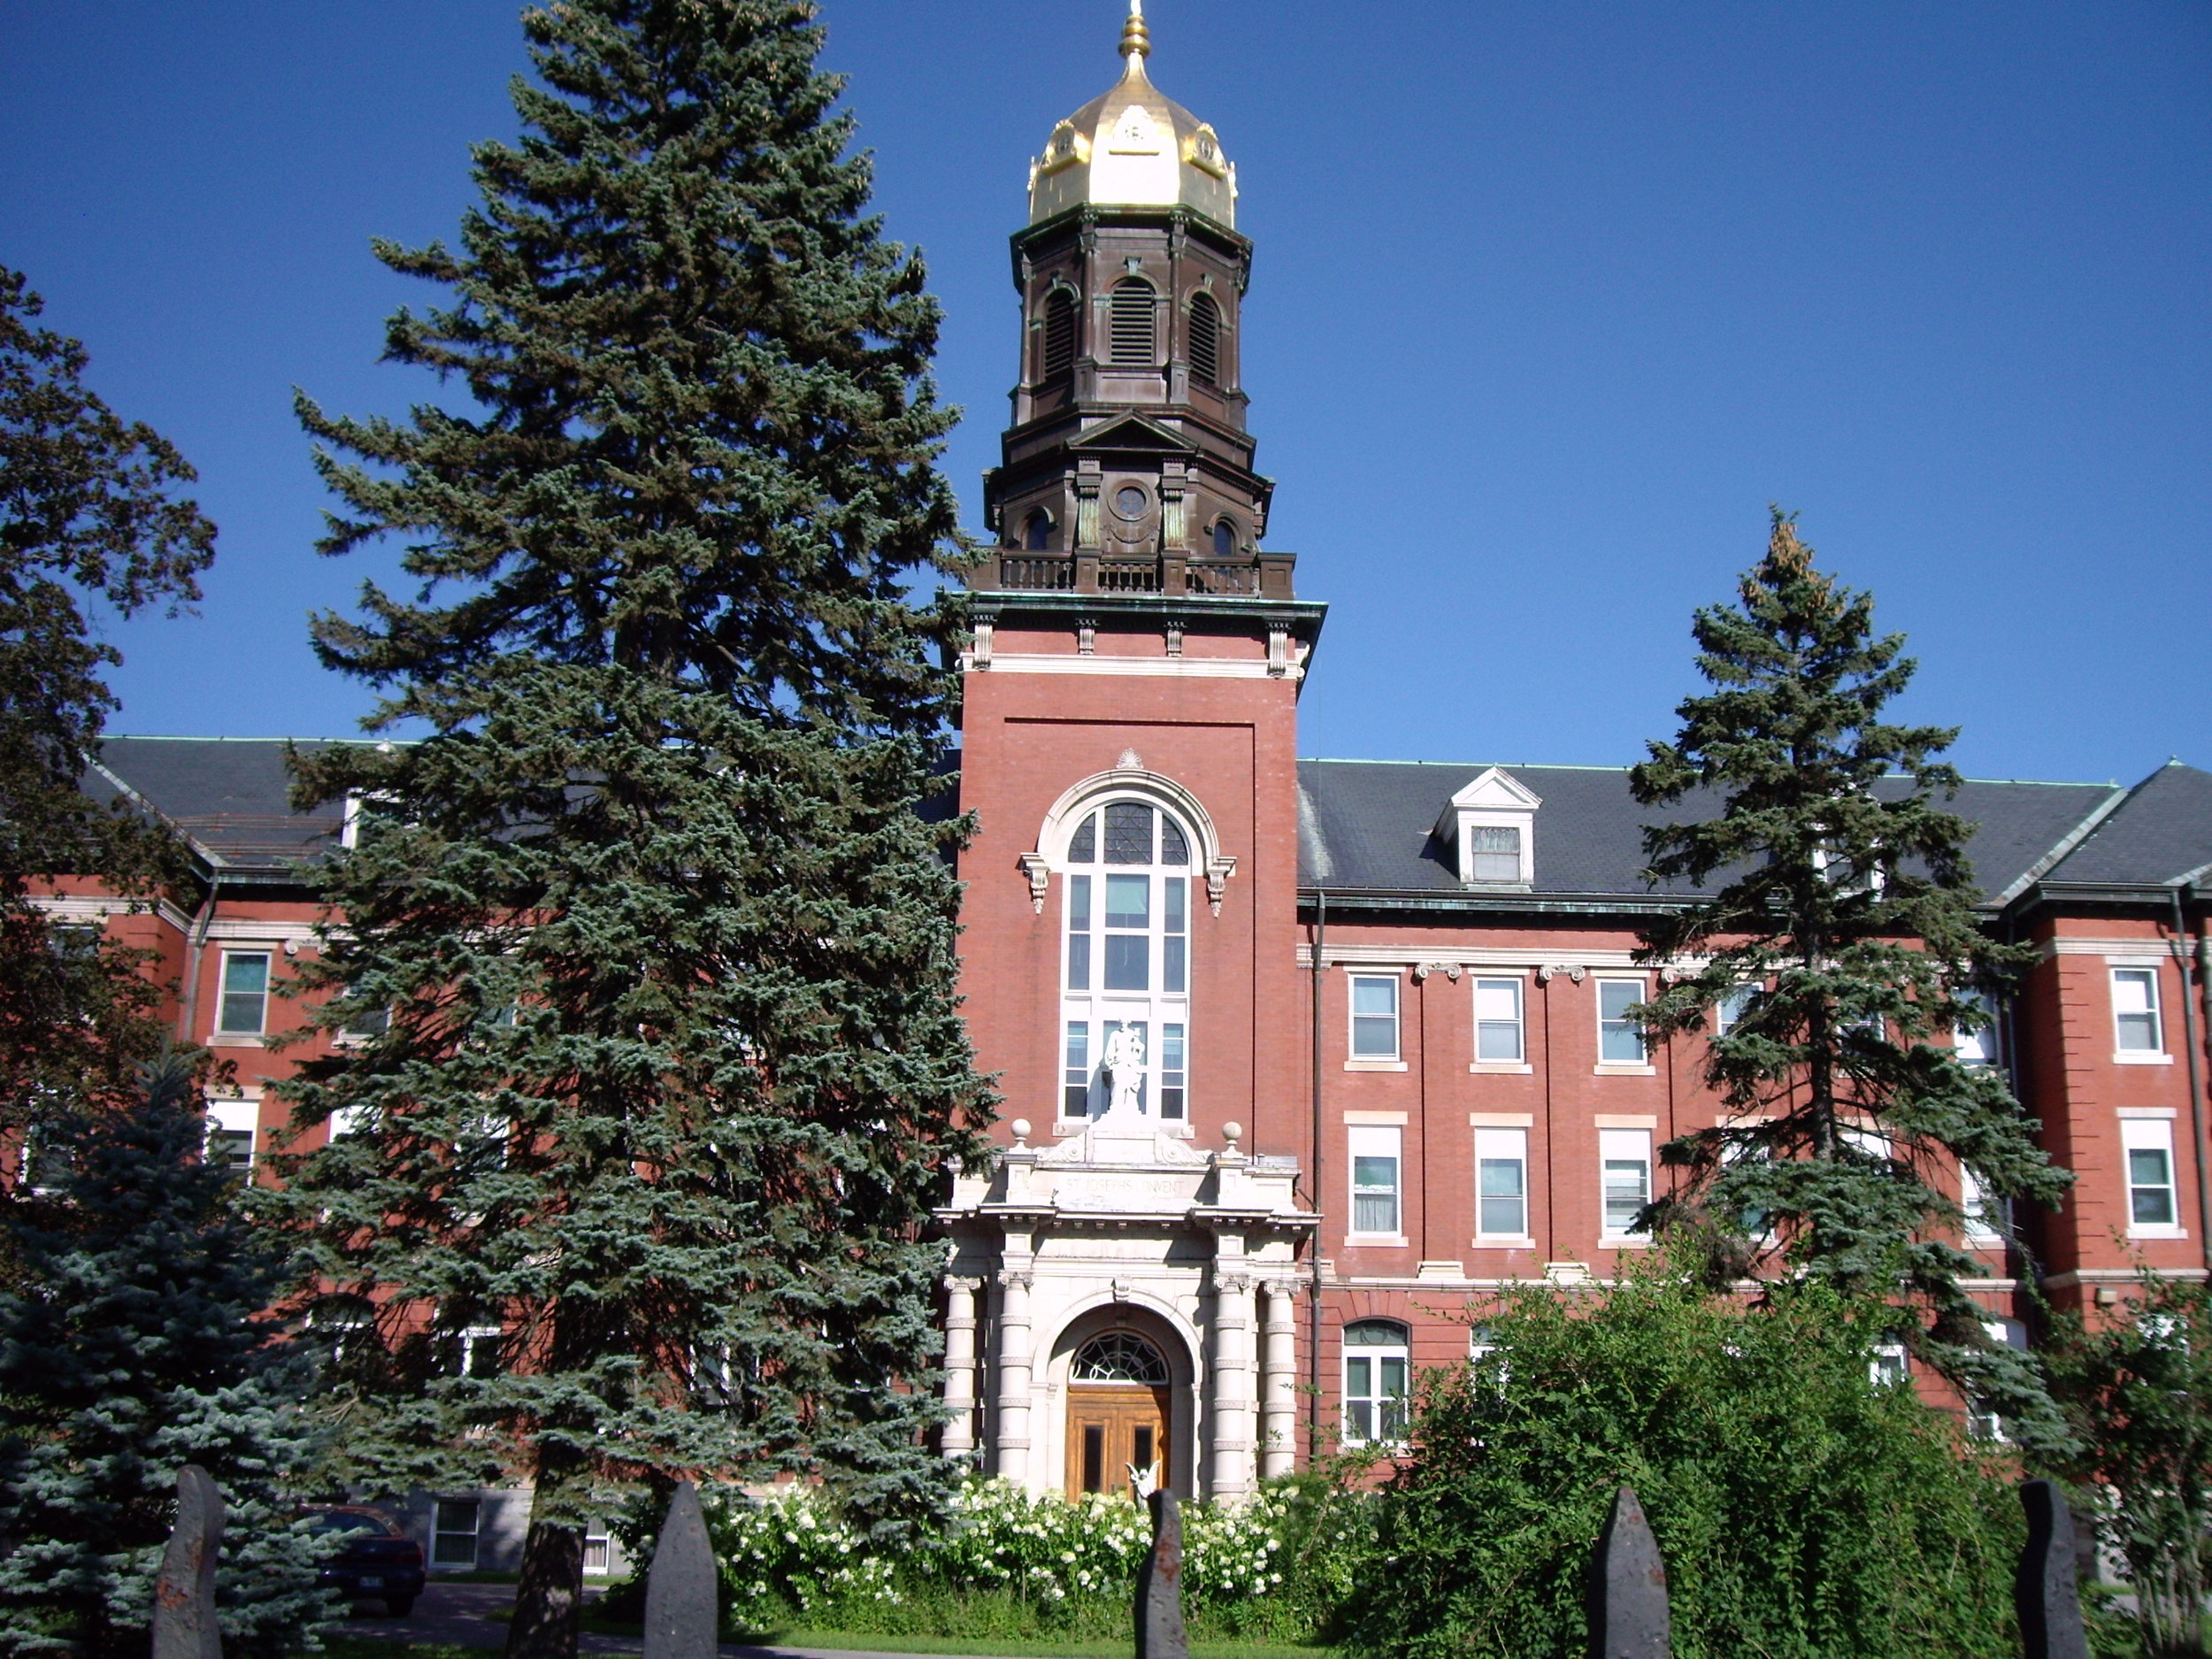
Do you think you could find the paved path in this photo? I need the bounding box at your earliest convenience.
[337,1580,1020,1659]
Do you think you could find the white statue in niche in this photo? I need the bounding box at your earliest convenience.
[1101,1025,1147,1118]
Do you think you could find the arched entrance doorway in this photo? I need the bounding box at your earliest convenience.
[1064,1330,1171,1499]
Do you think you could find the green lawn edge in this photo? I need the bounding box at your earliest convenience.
[319,1635,1325,1659]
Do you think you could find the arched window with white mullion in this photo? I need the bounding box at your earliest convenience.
[1061,799,1190,1122]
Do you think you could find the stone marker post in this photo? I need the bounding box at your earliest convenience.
[644,1481,717,1659]
[2016,1479,2091,1659]
[152,1464,224,1659]
[1585,1485,1669,1659]
[1134,1487,1187,1659]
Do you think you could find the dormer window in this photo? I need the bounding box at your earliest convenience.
[1465,826,1521,883]
[1434,766,1541,887]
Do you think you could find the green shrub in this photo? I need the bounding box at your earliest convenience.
[664,1475,1356,1642]
[1340,1263,2024,1659]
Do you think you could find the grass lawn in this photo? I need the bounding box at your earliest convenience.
[761,1633,1325,1659]
[322,1633,1325,1659]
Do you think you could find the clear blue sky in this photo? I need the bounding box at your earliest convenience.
[4,2,2206,785]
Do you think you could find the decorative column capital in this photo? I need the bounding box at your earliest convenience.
[1538,963,1586,985]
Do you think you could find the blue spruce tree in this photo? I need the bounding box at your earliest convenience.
[273,4,993,1656]
[0,1050,330,1659]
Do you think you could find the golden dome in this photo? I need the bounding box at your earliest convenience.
[1027,1,1237,230]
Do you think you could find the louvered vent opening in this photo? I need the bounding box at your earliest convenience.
[1188,294,1221,385]
[1109,280,1156,365]
[1041,290,1077,380]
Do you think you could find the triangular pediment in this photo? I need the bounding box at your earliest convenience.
[1448,766,1543,812]
[1067,413,1200,455]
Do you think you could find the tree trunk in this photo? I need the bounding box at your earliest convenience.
[504,1517,585,1659]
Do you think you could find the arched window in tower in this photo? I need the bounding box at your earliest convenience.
[1041,288,1078,381]
[1023,510,1055,551]
[1109,279,1157,366]
[1210,518,1236,559]
[1187,292,1222,385]
[1061,799,1190,1121]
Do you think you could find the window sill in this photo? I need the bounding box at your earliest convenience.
[1601,1234,1654,1250]
[2127,1225,2189,1240]
[1593,1064,1655,1077]
[1469,1062,1533,1074]
[1344,1233,1409,1248]
[1471,1237,1535,1250]
[1055,1118,1194,1137]
[1344,1059,1408,1072]
[2113,1052,2174,1065]
[207,1033,269,1048]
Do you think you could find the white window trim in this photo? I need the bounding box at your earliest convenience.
[1960,1164,2002,1246]
[211,946,277,1043]
[205,1094,261,1171]
[1433,767,1541,887]
[1471,974,1528,1068]
[2120,1117,2187,1240]
[1594,976,1650,1070]
[1600,1127,1654,1241]
[1474,1125,1532,1243]
[1340,1325,1412,1448]
[1348,971,1403,1064]
[2108,964,2169,1062]
[1347,1124,1403,1240]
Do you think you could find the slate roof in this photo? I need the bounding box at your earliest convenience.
[2041,762,2212,887]
[1298,759,2125,906]
[92,737,347,873]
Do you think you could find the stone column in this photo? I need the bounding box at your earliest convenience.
[1209,1268,1256,1502]
[1259,1279,1297,1479]
[994,1256,1035,1486]
[941,1277,981,1460]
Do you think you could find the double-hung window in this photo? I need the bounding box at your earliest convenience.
[205,1095,258,1174]
[217,950,273,1037]
[1466,826,1522,884]
[2122,1118,2180,1234]
[1597,979,1647,1064]
[1601,1129,1652,1238]
[1953,990,2001,1067]
[1716,982,1758,1034]
[1476,1128,1528,1240]
[1960,1164,2002,1245]
[1342,1321,1410,1447]
[1348,1125,1402,1236]
[1473,978,1524,1062]
[1060,801,1192,1120]
[1350,975,1400,1061]
[432,1499,481,1567]
[2111,968,2164,1056]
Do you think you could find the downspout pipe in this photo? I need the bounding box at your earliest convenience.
[2176,885,2212,1276]
[1307,890,1326,1461]
[175,879,219,1047]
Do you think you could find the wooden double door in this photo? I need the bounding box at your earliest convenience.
[1065,1384,1171,1498]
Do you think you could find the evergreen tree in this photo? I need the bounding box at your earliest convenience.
[0,1051,330,1659]
[0,268,214,1132]
[274,4,992,1655]
[1629,510,2072,1453]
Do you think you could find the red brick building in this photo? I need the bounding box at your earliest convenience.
[44,7,2212,1523]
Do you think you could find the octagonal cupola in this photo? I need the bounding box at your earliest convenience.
[1027,1,1237,229]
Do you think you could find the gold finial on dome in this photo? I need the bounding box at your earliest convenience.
[1120,0,1151,64]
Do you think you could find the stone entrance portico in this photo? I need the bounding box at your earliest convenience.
[939,1115,1313,1502]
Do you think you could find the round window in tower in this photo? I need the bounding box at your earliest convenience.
[1113,485,1148,521]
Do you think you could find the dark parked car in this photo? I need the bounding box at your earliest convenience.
[304,1507,426,1616]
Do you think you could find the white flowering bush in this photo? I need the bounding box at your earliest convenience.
[699,1483,900,1613]
[693,1474,1372,1639]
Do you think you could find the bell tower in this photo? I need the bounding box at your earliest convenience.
[945,1,1325,1505]
[978,0,1283,595]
